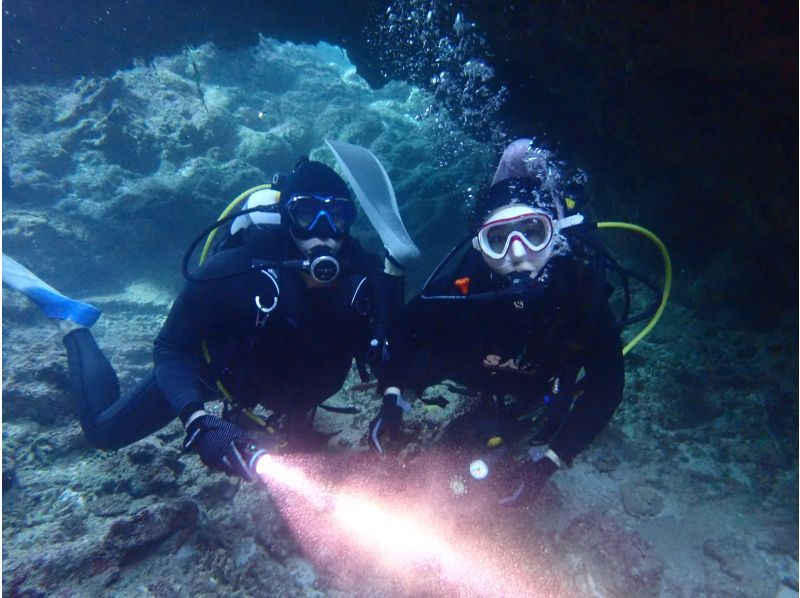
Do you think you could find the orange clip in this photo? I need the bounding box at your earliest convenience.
[454,276,471,295]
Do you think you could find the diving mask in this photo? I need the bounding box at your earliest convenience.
[286,194,357,239]
[476,210,555,259]
[473,205,583,277]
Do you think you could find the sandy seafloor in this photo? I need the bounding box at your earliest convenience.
[2,39,797,597]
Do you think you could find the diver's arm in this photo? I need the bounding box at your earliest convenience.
[153,260,265,423]
[153,280,223,423]
[347,238,405,389]
[155,247,271,422]
[383,256,404,278]
[546,320,625,465]
[371,268,406,390]
[373,267,405,339]
[397,294,460,393]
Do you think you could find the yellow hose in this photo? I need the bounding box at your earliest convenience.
[198,184,273,266]
[596,222,672,355]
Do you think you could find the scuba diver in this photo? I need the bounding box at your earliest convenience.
[4,144,418,481]
[369,139,670,506]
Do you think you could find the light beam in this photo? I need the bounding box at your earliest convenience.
[253,452,566,597]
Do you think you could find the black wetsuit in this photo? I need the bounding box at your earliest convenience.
[63,233,401,450]
[404,251,624,465]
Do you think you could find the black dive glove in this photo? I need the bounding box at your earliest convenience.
[368,389,411,455]
[495,456,559,506]
[183,414,261,481]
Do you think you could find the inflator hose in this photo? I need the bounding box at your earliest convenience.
[596,222,672,355]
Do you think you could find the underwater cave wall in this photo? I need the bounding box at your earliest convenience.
[3,0,797,321]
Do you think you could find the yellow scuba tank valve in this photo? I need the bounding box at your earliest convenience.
[596,222,672,355]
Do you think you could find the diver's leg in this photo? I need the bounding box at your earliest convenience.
[89,372,176,450]
[4,255,175,448]
[63,328,120,421]
[63,328,175,450]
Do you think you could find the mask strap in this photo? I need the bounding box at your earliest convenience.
[555,214,584,231]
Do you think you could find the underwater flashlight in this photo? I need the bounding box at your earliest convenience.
[251,450,272,477]
[469,459,489,480]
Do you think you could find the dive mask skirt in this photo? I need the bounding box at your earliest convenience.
[476,211,554,259]
[286,195,357,235]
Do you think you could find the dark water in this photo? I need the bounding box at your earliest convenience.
[2,1,797,596]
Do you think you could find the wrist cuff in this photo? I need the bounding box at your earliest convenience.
[179,402,206,425]
[544,449,565,469]
[384,254,405,276]
[384,389,411,412]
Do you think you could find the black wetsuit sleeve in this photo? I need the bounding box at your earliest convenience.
[547,318,625,464]
[372,270,404,348]
[153,279,225,422]
[394,294,462,392]
[369,263,406,392]
[153,250,265,422]
[397,248,492,392]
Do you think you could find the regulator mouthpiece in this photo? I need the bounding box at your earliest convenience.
[308,253,340,283]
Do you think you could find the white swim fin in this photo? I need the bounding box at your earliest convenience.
[2,254,101,327]
[325,139,420,266]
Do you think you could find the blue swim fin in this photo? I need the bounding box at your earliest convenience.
[2,253,101,327]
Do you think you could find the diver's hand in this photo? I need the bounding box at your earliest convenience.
[384,251,406,276]
[368,388,411,455]
[183,414,260,481]
[496,456,558,506]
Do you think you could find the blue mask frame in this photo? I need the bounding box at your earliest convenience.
[287,195,357,238]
